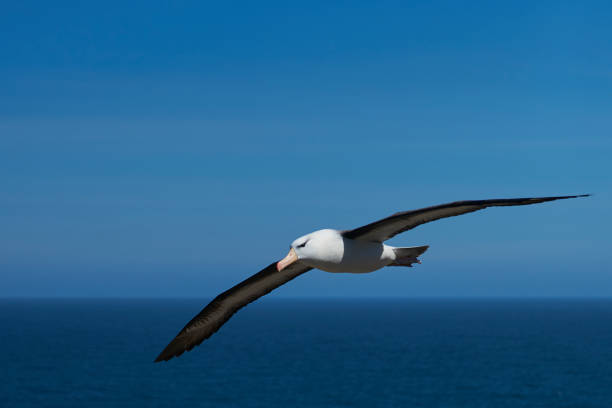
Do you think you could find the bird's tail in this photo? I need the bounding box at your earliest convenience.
[389,245,429,267]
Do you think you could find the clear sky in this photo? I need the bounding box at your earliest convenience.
[1,1,610,298]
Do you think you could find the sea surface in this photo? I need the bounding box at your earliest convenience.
[1,299,611,407]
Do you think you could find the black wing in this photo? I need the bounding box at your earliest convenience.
[343,195,589,243]
[155,261,312,362]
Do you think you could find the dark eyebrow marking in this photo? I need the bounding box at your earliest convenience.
[296,239,309,248]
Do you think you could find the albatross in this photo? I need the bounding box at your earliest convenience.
[155,194,588,362]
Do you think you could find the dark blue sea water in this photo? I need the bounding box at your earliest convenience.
[2,299,611,407]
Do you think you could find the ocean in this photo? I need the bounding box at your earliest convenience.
[1,299,611,407]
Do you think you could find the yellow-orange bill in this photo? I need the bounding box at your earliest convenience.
[277,248,298,271]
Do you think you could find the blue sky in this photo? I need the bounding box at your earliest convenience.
[1,1,610,297]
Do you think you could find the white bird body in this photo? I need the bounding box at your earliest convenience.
[290,229,397,273]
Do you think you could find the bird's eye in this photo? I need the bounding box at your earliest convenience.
[296,240,308,248]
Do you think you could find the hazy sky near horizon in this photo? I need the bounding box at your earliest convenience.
[1,1,610,297]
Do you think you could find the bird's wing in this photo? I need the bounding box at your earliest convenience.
[342,194,589,243]
[155,261,312,362]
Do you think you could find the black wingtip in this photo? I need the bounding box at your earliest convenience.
[553,194,590,199]
[154,346,181,363]
[545,194,590,200]
[564,194,591,199]
[153,351,168,363]
[153,354,167,363]
[154,351,177,363]
[153,334,192,363]
[153,342,176,363]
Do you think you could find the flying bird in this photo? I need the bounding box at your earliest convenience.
[155,194,588,362]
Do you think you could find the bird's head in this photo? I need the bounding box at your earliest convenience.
[277,229,338,271]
